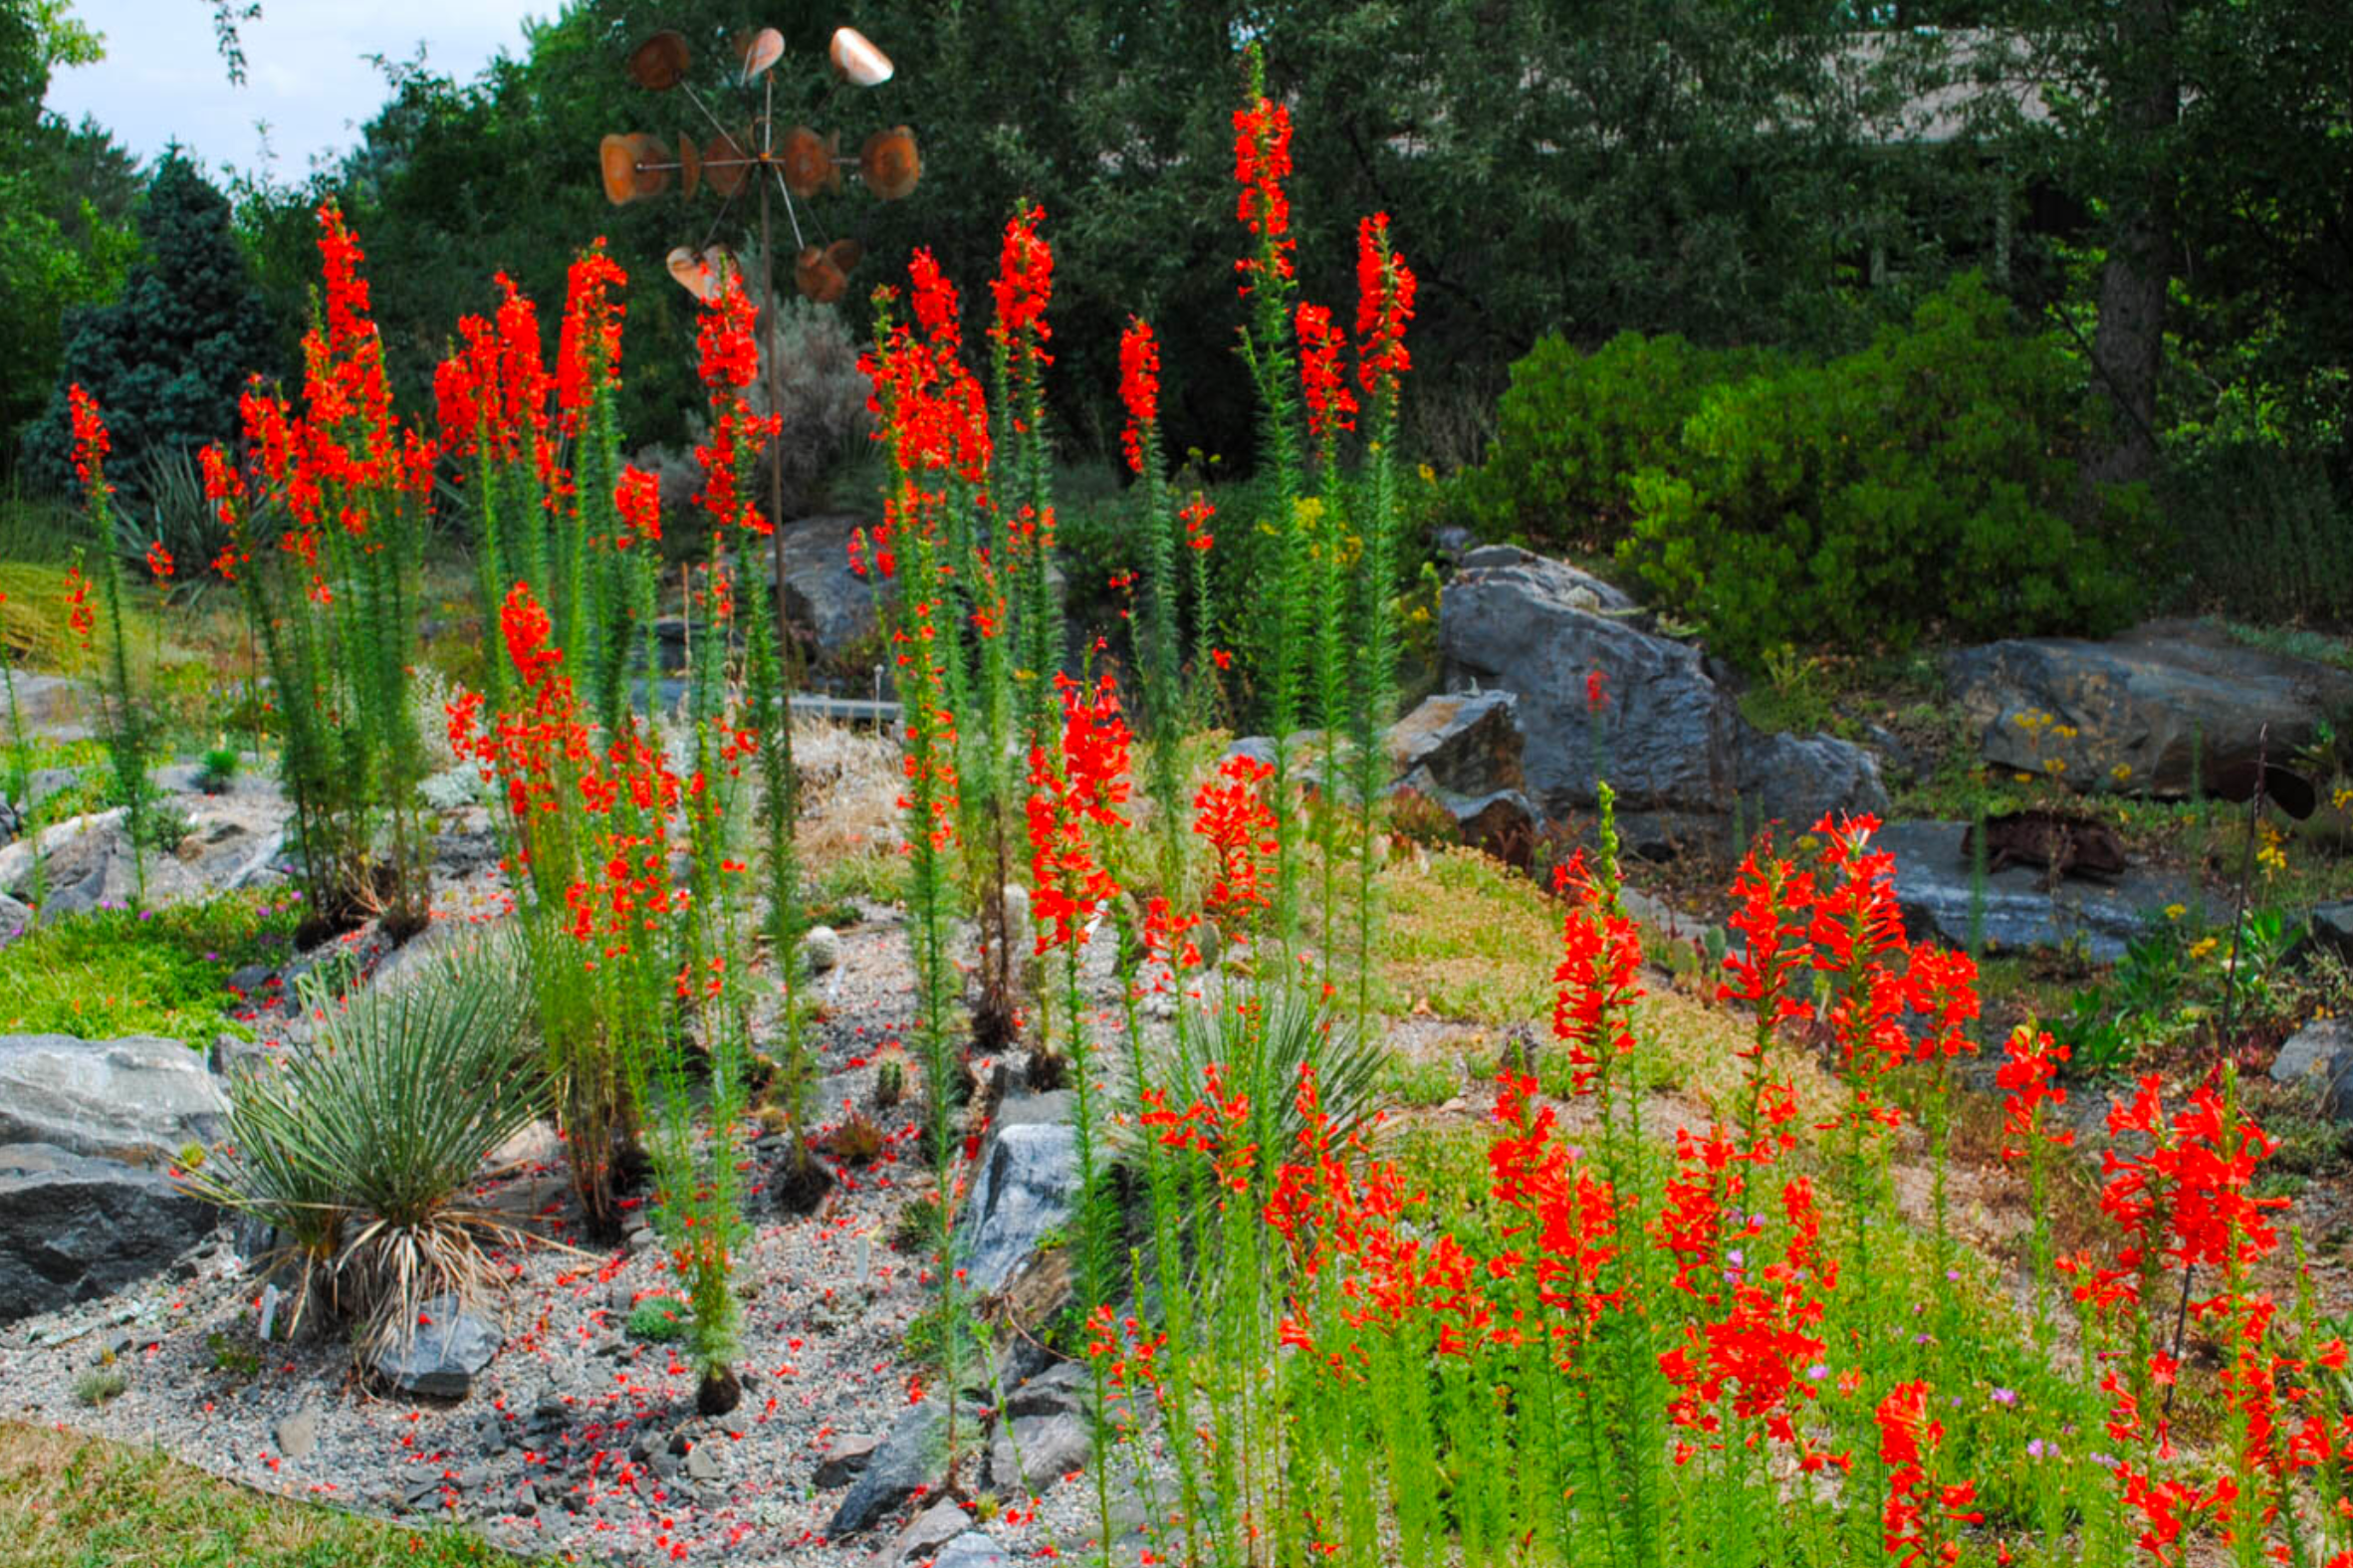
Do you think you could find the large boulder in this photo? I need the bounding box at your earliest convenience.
[0,1032,225,1165]
[0,1142,213,1320]
[1944,621,2353,800]
[1385,690,1527,799]
[1439,548,1885,836]
[1874,818,2210,962]
[775,514,887,666]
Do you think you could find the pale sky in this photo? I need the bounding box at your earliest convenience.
[43,0,550,178]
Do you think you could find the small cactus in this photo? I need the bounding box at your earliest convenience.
[874,1055,906,1109]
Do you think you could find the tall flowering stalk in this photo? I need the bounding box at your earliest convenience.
[1233,44,1309,940]
[989,203,1061,757]
[1025,668,1131,1551]
[1118,315,1188,885]
[64,386,150,902]
[1720,837,1816,1145]
[1346,213,1415,1039]
[861,280,976,1481]
[209,203,435,935]
[1295,299,1355,976]
[1997,1023,2073,1341]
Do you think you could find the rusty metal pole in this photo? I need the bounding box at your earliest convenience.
[759,86,790,676]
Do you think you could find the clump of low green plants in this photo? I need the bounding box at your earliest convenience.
[195,745,239,794]
[624,1298,689,1344]
[204,1331,260,1380]
[873,1055,906,1110]
[72,1369,125,1407]
[890,1193,940,1254]
[0,890,299,1046]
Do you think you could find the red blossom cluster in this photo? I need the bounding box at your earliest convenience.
[1294,301,1356,442]
[1996,1026,2072,1162]
[1353,212,1416,394]
[1179,492,1216,554]
[692,276,782,537]
[66,384,110,493]
[1027,672,1132,954]
[1117,317,1159,474]
[1232,95,1294,292]
[989,203,1055,368]
[1549,850,1644,1097]
[1877,1381,1981,1568]
[556,239,627,437]
[1193,753,1279,937]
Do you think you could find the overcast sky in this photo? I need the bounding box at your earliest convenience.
[44,0,549,178]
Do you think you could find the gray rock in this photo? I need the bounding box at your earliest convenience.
[2323,1052,2353,1124]
[370,1293,500,1399]
[1455,545,1636,611]
[956,1120,1079,1295]
[275,1407,321,1460]
[993,1091,1075,1130]
[0,809,204,915]
[2274,1018,2353,1085]
[0,892,29,939]
[825,1397,982,1537]
[778,514,889,665]
[931,1535,1014,1568]
[5,675,94,742]
[2305,901,2353,967]
[685,1440,724,1483]
[815,1431,883,1487]
[0,1142,214,1321]
[1005,1359,1089,1419]
[0,1032,225,1166]
[1383,691,1527,799]
[1440,549,1884,829]
[1944,622,2353,800]
[987,1410,1092,1491]
[1874,818,2208,962]
[874,1498,974,1567]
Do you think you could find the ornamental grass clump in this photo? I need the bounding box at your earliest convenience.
[181,930,540,1356]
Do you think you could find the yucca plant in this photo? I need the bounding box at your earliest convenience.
[186,930,544,1358]
[1159,978,1384,1204]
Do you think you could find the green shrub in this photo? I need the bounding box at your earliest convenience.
[1618,274,2142,665]
[2158,440,2353,623]
[1448,331,1781,552]
[0,892,299,1046]
[71,1370,125,1407]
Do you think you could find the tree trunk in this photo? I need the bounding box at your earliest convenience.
[2084,0,2179,490]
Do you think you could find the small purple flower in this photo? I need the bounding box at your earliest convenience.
[1992,1387,2017,1407]
[2027,1439,2047,1459]
[1807,1364,1829,1380]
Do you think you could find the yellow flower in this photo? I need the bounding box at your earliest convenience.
[2111,763,2134,784]
[2335,785,2353,813]
[2188,936,2220,962]
[1417,462,1436,485]
[2042,757,2066,775]
[2257,842,2287,876]
[2053,724,2078,740]
[2013,772,2033,784]
[2164,903,2186,921]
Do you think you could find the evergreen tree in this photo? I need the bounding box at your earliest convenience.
[21,150,278,492]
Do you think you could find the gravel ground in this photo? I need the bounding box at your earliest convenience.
[0,877,1149,1568]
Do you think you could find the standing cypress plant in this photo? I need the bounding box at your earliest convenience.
[1347,214,1415,1037]
[207,204,434,938]
[989,204,1061,759]
[861,280,976,1483]
[63,386,149,902]
[1116,316,1188,887]
[1294,302,1355,975]
[1232,46,1310,946]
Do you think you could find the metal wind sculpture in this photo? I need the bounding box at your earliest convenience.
[598,23,917,634]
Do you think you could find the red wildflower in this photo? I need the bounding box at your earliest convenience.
[1233,94,1294,292]
[1027,672,1133,953]
[1194,752,1279,936]
[1486,1071,1621,1363]
[1877,1381,1979,1568]
[1180,492,1216,553]
[1550,851,1644,1097]
[1996,1026,2072,1162]
[613,465,661,548]
[1586,667,1608,713]
[697,275,761,392]
[1353,213,1416,393]
[1720,840,1816,1106]
[1295,302,1356,442]
[1118,317,1159,475]
[989,203,1054,362]
[144,541,174,582]
[556,238,627,436]
[64,565,94,650]
[66,385,111,494]
[908,249,961,351]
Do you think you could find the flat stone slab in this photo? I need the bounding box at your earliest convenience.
[1875,818,2211,962]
